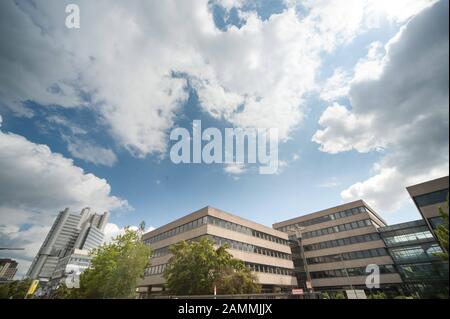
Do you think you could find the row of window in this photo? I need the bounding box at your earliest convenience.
[206,235,291,260]
[306,248,388,265]
[303,233,381,251]
[151,235,291,260]
[206,216,290,245]
[145,216,208,244]
[145,215,290,246]
[414,189,449,208]
[310,264,396,279]
[383,229,434,246]
[277,206,369,232]
[245,262,295,277]
[144,264,167,276]
[398,262,449,281]
[390,244,443,263]
[303,219,374,239]
[144,262,294,278]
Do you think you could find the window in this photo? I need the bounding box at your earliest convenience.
[414,189,449,207]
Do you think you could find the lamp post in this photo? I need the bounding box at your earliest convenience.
[338,252,355,295]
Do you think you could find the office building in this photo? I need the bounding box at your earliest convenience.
[273,176,449,295]
[407,176,449,234]
[0,258,18,281]
[379,219,448,297]
[273,200,403,291]
[27,207,108,284]
[137,206,297,296]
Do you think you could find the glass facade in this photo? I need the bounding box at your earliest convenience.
[397,262,449,281]
[383,226,434,246]
[390,243,443,263]
[310,264,396,279]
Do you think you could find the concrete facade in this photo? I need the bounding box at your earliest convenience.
[138,206,297,294]
[0,258,18,281]
[407,176,449,234]
[273,200,402,290]
[27,207,109,283]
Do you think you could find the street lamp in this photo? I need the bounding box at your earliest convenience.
[338,252,355,293]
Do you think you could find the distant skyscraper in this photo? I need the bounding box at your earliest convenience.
[0,258,18,281]
[27,207,109,283]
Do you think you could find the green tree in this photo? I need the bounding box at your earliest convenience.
[72,223,152,298]
[0,278,33,299]
[0,283,10,299]
[320,291,346,299]
[164,238,260,295]
[50,283,73,299]
[434,197,449,261]
[368,291,387,299]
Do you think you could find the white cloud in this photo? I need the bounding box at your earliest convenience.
[64,137,118,167]
[1,0,435,160]
[103,223,154,244]
[313,1,449,212]
[313,103,384,154]
[47,115,88,135]
[0,120,129,278]
[352,41,386,82]
[320,68,351,102]
[224,163,247,176]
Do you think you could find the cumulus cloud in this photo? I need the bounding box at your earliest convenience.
[47,115,88,135]
[1,0,435,161]
[313,1,449,212]
[224,163,247,176]
[64,136,118,167]
[103,223,155,244]
[320,68,352,102]
[0,120,129,277]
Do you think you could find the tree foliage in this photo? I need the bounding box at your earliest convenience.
[0,278,33,299]
[368,291,387,299]
[164,238,260,295]
[434,197,449,261]
[71,224,152,298]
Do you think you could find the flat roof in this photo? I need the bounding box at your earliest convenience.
[143,206,289,240]
[406,176,449,197]
[272,199,388,229]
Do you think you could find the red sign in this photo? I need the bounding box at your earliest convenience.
[292,289,304,295]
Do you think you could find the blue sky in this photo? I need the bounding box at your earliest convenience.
[0,0,448,276]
